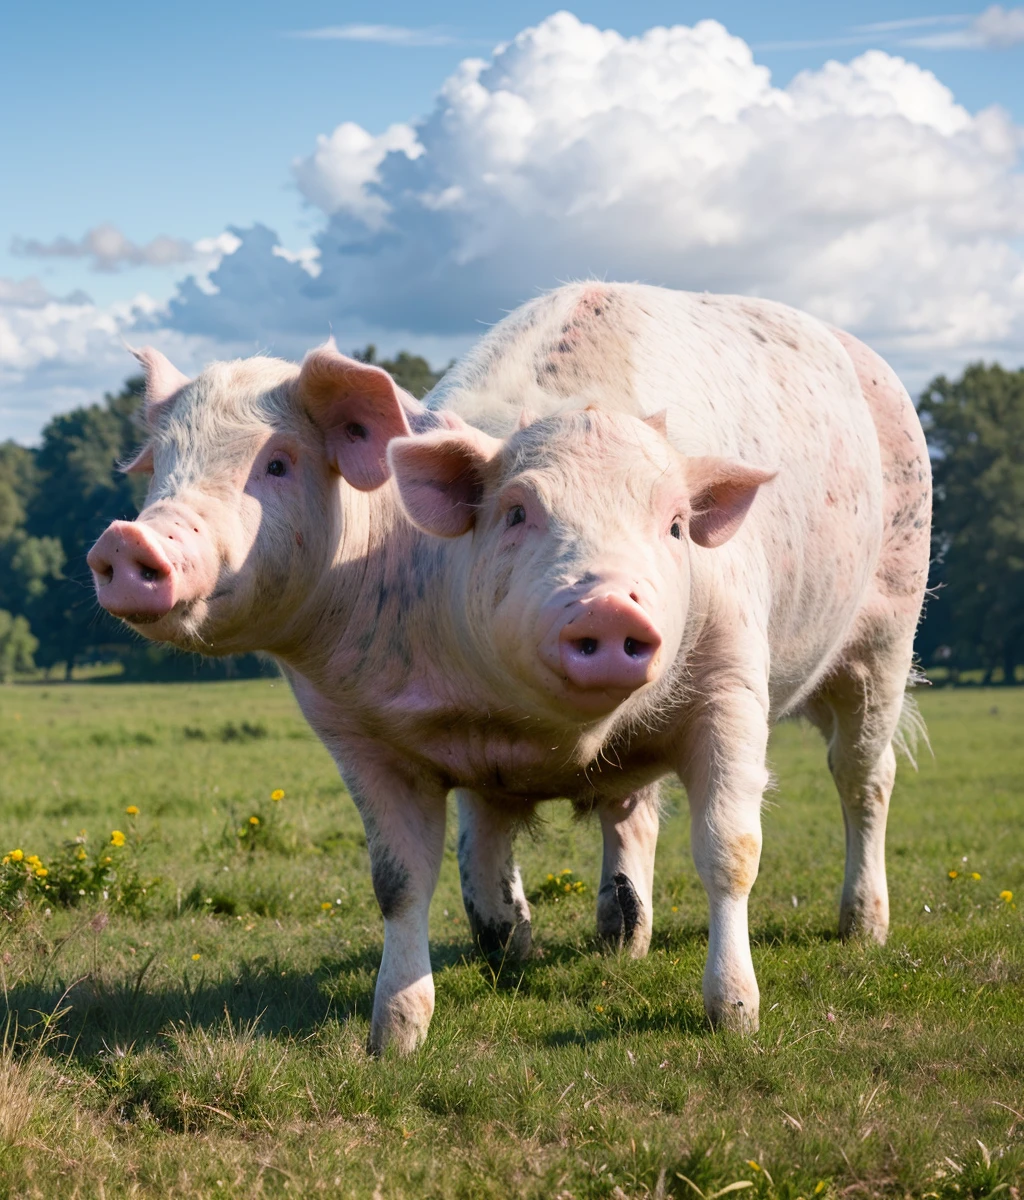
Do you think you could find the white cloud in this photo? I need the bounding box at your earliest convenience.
[906,4,1024,47]
[288,24,458,47]
[11,224,196,273]
[5,11,1024,441]
[162,12,1024,384]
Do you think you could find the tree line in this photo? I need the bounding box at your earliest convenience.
[0,352,1020,683]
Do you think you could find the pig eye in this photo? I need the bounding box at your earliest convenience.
[267,459,288,478]
[506,505,526,529]
[670,521,682,540]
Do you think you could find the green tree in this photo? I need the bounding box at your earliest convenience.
[354,345,448,399]
[0,610,38,682]
[919,363,1024,682]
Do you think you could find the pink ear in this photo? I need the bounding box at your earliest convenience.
[388,428,504,538]
[122,443,155,475]
[298,344,413,490]
[686,457,777,549]
[643,409,669,437]
[129,345,191,425]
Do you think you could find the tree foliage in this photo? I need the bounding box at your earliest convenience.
[918,363,1024,681]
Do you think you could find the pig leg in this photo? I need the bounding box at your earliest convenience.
[805,642,915,943]
[455,789,532,963]
[596,783,660,956]
[353,774,447,1055]
[677,682,770,1034]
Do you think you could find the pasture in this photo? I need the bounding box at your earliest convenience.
[0,681,1020,1198]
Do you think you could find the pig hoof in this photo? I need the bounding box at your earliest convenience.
[464,896,532,964]
[597,874,651,957]
[705,994,760,1034]
[369,986,433,1056]
[839,903,888,945]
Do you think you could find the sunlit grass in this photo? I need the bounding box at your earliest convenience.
[0,681,1020,1197]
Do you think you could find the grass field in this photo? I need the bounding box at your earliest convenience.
[0,681,1020,1199]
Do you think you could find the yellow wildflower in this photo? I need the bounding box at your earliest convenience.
[249,816,260,826]
[76,848,87,861]
[34,867,48,878]
[9,849,23,863]
[1000,890,1013,903]
[814,1185,826,1196]
[271,789,285,802]
[561,868,572,876]
[125,805,139,816]
[595,1004,604,1013]
[747,1161,762,1172]
[546,873,554,881]
[671,905,679,913]
[110,831,126,847]
[948,870,958,879]
[1,857,8,865]
[103,856,112,864]
[191,953,201,961]
[26,855,40,867]
[564,883,571,893]
[321,901,332,911]
[970,872,981,880]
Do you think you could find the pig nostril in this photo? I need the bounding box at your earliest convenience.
[139,566,162,583]
[623,637,650,658]
[574,637,599,656]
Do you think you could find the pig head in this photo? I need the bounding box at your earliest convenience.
[388,408,775,724]
[88,343,414,656]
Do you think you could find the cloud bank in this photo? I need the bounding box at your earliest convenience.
[3,11,1024,440]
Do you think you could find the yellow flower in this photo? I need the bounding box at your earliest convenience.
[970,872,981,880]
[9,849,23,863]
[321,901,332,911]
[271,789,284,802]
[191,953,201,961]
[34,867,47,878]
[546,873,554,882]
[125,805,139,816]
[26,855,40,867]
[948,870,958,879]
[249,816,260,826]
[76,848,87,861]
[1000,890,1013,903]
[561,868,572,876]
[595,1004,604,1013]
[671,905,679,913]
[747,1161,761,1172]
[103,856,112,864]
[814,1184,826,1196]
[563,883,571,893]
[110,830,126,847]
[1,857,8,866]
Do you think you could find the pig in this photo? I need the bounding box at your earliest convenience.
[89,282,931,1055]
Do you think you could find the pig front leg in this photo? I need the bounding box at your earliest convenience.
[678,680,770,1034]
[596,783,660,956]
[455,789,532,963]
[349,770,447,1054]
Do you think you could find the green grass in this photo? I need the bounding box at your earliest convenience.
[0,681,1020,1199]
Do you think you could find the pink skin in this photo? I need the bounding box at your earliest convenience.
[539,584,664,714]
[87,510,218,625]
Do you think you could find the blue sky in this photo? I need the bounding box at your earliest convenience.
[2,2,1023,440]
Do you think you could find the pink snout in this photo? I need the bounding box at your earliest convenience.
[88,517,217,625]
[556,593,663,708]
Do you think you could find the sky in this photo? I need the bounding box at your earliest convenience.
[2,1,1023,441]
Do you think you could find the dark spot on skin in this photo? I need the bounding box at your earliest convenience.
[464,897,531,963]
[295,531,304,547]
[370,850,410,920]
[597,873,642,946]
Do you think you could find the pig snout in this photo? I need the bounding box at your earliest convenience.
[88,516,216,625]
[540,590,663,713]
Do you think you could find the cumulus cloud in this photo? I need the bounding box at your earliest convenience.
[906,5,1024,48]
[162,11,1024,383]
[288,24,458,47]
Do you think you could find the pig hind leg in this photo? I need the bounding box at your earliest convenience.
[596,783,660,956]
[805,633,916,943]
[456,789,532,963]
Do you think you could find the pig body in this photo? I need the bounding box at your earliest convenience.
[89,283,930,1054]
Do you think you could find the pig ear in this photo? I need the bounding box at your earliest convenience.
[122,443,155,475]
[686,457,777,549]
[643,409,669,437]
[128,345,191,426]
[298,343,412,490]
[388,428,504,538]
